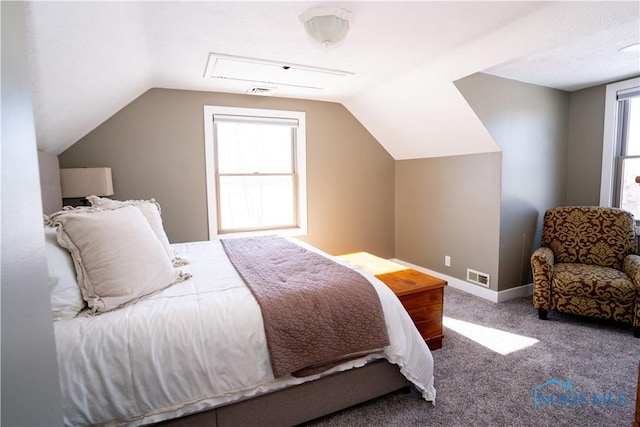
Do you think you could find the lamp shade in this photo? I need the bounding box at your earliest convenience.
[60,167,114,198]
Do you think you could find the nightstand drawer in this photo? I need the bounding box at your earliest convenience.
[399,289,442,311]
[404,303,442,324]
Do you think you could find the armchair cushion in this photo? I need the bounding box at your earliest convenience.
[553,263,636,302]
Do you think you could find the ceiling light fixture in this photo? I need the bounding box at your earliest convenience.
[619,42,640,53]
[299,6,352,48]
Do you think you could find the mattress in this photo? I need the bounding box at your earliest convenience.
[54,238,436,426]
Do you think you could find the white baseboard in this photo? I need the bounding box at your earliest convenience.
[390,258,532,303]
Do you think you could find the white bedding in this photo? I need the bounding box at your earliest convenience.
[55,238,436,426]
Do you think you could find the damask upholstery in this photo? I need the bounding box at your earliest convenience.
[531,206,640,337]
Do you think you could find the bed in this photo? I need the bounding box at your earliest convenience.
[42,195,436,426]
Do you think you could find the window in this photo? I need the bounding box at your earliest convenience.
[600,77,640,221]
[204,106,307,238]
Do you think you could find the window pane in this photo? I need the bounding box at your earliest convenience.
[219,175,295,230]
[217,122,293,173]
[626,97,640,155]
[619,156,640,219]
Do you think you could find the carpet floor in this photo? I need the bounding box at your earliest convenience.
[304,286,640,426]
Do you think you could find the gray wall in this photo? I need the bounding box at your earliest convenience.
[395,153,502,289]
[59,88,396,258]
[394,74,571,292]
[566,84,606,205]
[1,1,64,425]
[456,73,569,291]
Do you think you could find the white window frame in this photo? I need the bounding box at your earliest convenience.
[600,76,640,208]
[203,105,307,239]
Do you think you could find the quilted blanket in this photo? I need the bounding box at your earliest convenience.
[221,236,390,378]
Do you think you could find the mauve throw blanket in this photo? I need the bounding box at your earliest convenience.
[221,236,390,378]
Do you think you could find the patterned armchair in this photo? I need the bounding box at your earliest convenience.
[531,206,640,337]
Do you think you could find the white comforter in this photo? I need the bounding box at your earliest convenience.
[55,239,436,426]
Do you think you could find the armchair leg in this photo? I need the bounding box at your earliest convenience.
[538,309,548,320]
[634,327,640,338]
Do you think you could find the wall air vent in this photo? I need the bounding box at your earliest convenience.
[467,268,490,288]
[204,53,353,90]
[246,86,277,96]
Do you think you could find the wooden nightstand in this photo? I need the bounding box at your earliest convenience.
[338,252,447,350]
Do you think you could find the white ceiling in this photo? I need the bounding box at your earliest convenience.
[24,1,640,159]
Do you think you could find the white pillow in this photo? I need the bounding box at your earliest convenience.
[86,196,187,266]
[44,226,85,320]
[49,206,190,314]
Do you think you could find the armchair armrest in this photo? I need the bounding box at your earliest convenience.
[531,247,554,311]
[622,254,640,338]
[624,254,640,288]
[624,254,640,332]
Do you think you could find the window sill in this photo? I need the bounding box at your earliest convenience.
[210,226,308,240]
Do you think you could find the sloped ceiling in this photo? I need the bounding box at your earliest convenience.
[24,1,640,159]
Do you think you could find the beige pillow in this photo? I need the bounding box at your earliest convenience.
[87,196,187,266]
[49,206,190,314]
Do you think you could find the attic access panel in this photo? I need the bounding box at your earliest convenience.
[204,53,353,90]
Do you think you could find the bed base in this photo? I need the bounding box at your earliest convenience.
[156,359,409,427]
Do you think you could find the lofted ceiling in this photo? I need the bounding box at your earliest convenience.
[24,1,640,160]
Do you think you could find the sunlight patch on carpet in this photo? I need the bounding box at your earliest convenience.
[443,316,539,355]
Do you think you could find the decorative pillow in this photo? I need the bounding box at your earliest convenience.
[49,206,191,314]
[44,226,85,320]
[86,195,187,266]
